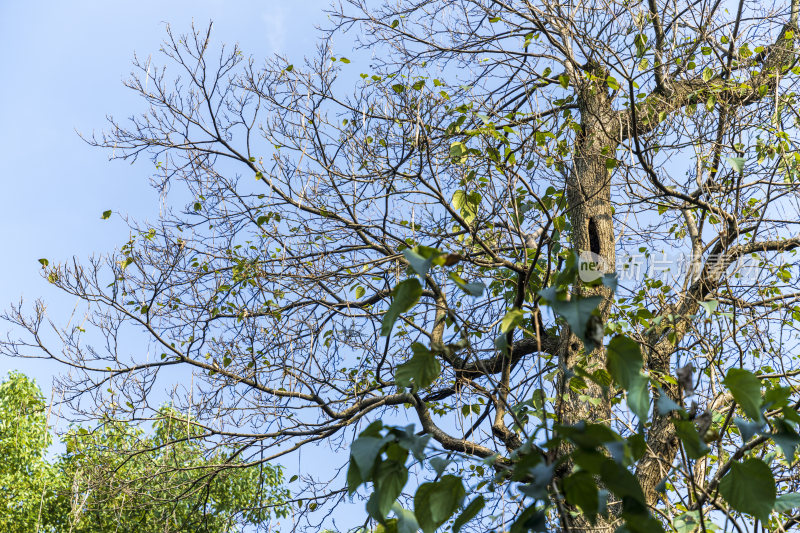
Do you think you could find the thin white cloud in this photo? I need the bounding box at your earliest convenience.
[262,4,288,53]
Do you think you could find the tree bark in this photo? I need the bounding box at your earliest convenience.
[556,62,620,532]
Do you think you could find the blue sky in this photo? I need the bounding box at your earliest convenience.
[0,2,363,529]
[0,0,328,377]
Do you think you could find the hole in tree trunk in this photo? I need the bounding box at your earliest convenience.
[588,217,601,256]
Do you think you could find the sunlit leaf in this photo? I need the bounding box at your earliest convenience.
[380,279,422,336]
[727,156,745,173]
[395,343,441,391]
[501,307,525,333]
[724,368,762,421]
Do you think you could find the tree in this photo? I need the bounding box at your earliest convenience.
[5,0,800,529]
[0,371,56,532]
[0,372,290,532]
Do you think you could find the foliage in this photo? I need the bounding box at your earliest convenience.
[0,372,289,532]
[0,371,55,533]
[5,0,800,531]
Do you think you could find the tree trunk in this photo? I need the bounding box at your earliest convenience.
[556,64,620,532]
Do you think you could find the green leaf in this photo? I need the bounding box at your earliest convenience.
[391,503,420,533]
[634,34,648,58]
[376,520,399,533]
[339,57,350,64]
[453,496,485,533]
[392,84,405,94]
[598,458,646,510]
[606,75,620,91]
[673,512,700,533]
[395,426,430,462]
[429,457,448,476]
[414,475,465,533]
[494,334,509,356]
[510,505,547,533]
[355,286,366,299]
[347,461,364,495]
[448,272,485,297]
[538,288,602,351]
[724,368,762,421]
[559,422,621,450]
[395,343,441,391]
[415,245,444,263]
[719,458,776,523]
[727,156,745,173]
[518,462,554,500]
[774,493,800,513]
[558,74,570,89]
[101,210,112,220]
[626,374,650,424]
[381,279,422,336]
[733,417,763,443]
[403,248,433,277]
[702,67,714,82]
[38,258,49,267]
[606,336,643,390]
[655,389,684,416]
[699,299,718,315]
[562,471,599,524]
[605,336,649,421]
[673,420,709,459]
[368,460,409,519]
[501,308,525,333]
[452,189,481,221]
[628,432,646,462]
[771,419,800,461]
[350,436,387,479]
[602,273,618,292]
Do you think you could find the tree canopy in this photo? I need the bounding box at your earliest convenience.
[6,0,800,530]
[0,372,290,532]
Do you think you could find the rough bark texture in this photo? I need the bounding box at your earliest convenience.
[556,64,620,532]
